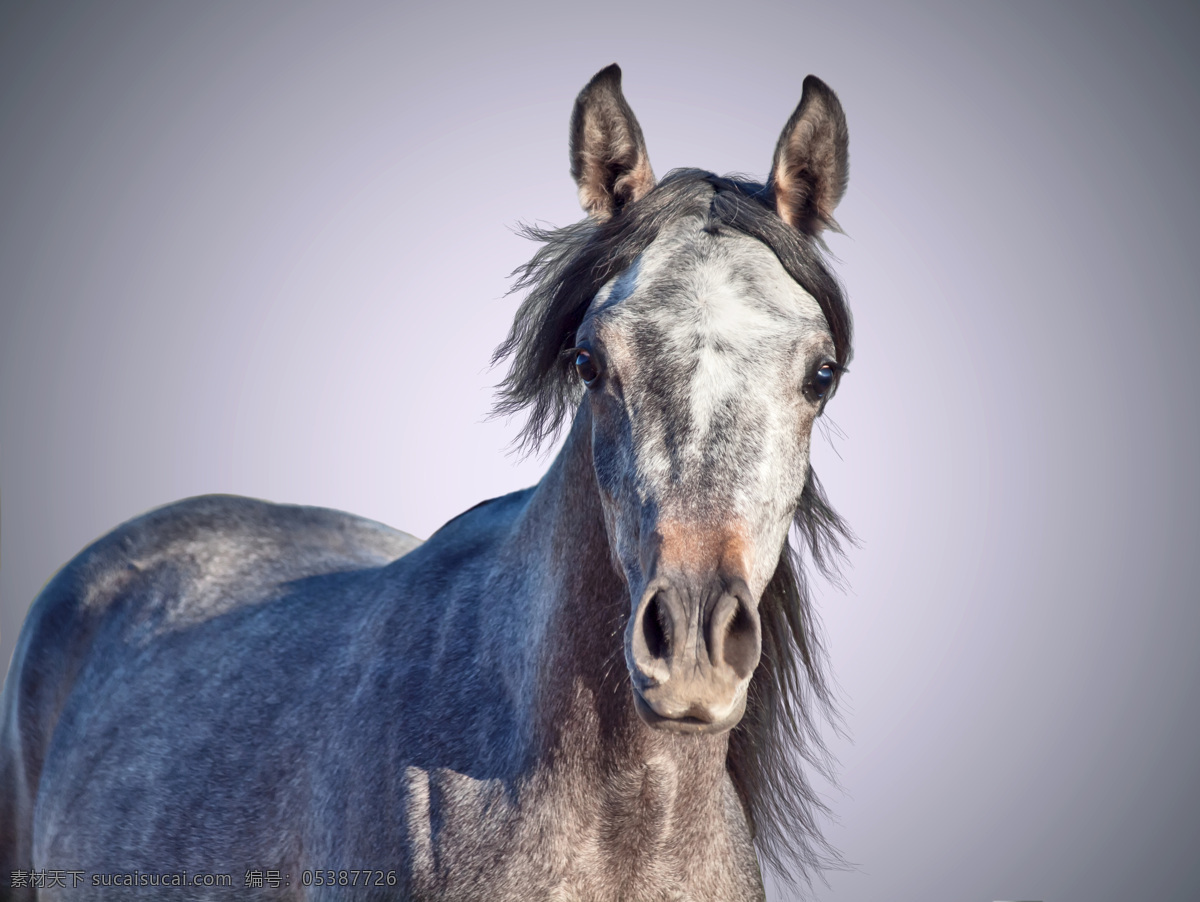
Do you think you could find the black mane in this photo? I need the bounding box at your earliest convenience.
[494,169,855,887]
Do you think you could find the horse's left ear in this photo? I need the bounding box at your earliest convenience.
[570,64,656,220]
[769,75,849,235]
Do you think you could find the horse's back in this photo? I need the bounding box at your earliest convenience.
[0,494,421,895]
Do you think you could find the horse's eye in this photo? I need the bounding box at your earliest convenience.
[575,349,600,387]
[812,364,835,399]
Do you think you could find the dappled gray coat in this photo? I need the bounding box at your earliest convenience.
[1,64,854,901]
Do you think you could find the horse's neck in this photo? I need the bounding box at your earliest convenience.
[512,407,740,841]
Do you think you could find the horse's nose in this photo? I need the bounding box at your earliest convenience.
[627,575,761,732]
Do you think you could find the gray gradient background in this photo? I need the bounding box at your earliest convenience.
[1,2,1197,900]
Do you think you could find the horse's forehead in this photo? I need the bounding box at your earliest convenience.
[584,217,829,513]
[588,217,828,355]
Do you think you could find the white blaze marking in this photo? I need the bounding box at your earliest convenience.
[587,213,831,528]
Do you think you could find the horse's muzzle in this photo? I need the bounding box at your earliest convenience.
[626,574,761,733]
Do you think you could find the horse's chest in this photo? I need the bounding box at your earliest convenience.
[402,766,764,902]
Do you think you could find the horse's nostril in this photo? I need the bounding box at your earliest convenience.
[721,596,760,680]
[641,591,671,661]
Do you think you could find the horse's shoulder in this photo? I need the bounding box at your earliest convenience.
[399,487,535,589]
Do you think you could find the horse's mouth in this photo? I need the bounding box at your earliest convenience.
[631,686,746,734]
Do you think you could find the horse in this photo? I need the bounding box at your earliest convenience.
[0,64,853,901]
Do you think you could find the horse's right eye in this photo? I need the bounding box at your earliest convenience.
[575,349,600,387]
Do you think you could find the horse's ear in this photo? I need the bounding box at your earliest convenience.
[769,75,849,235]
[570,64,656,220]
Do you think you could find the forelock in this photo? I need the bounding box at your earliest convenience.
[492,169,852,453]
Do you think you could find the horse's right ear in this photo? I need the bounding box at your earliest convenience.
[769,75,849,236]
[570,64,656,221]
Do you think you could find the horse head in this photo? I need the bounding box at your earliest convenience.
[499,64,851,736]
[572,66,850,735]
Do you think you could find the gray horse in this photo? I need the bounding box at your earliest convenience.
[1,64,853,900]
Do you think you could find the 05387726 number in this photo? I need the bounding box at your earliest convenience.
[300,870,397,887]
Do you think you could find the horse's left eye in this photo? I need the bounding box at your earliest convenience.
[811,364,835,399]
